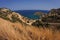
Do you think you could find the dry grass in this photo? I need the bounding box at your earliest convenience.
[0,18,60,40]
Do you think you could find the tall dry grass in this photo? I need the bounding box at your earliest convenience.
[0,18,60,40]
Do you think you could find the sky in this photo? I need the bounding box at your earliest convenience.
[0,0,60,10]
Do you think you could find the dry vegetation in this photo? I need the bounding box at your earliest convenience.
[0,18,60,40]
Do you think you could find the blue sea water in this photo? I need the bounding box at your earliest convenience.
[15,10,49,19]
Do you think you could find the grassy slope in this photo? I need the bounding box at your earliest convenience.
[0,18,60,40]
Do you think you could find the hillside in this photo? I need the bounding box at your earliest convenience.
[0,16,60,40]
[42,8,60,23]
[0,8,36,25]
[0,8,60,40]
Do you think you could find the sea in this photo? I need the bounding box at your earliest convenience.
[15,10,49,19]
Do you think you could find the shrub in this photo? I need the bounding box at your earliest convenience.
[44,22,50,28]
[32,20,43,27]
[11,15,18,22]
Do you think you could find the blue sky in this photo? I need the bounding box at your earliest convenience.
[0,0,60,10]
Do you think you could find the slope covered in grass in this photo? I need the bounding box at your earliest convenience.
[0,18,60,40]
